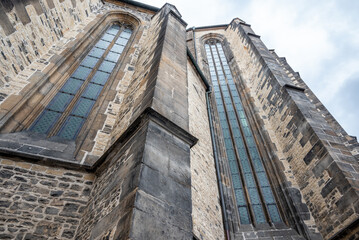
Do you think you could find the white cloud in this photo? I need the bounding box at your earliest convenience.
[142,0,359,137]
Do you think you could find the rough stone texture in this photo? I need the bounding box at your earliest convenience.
[0,157,94,239]
[0,0,102,101]
[110,3,189,148]
[222,19,359,239]
[77,116,194,239]
[188,60,224,240]
[190,26,313,239]
[0,1,153,166]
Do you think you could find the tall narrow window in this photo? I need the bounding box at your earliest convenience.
[30,24,133,140]
[205,40,281,226]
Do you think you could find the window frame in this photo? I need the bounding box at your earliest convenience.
[204,38,284,228]
[29,23,134,142]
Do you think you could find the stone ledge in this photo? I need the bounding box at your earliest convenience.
[0,107,198,172]
[247,32,261,38]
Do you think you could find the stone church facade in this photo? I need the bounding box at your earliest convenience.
[0,0,358,239]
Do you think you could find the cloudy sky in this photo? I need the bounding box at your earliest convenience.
[144,0,359,138]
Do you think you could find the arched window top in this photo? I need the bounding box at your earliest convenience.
[30,24,133,140]
[205,38,221,45]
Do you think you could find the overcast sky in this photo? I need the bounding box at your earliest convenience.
[144,0,359,138]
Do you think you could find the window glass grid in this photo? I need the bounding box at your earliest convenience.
[216,43,282,223]
[205,41,282,226]
[205,44,251,225]
[31,25,133,140]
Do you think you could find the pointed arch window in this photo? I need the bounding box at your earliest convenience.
[30,24,133,140]
[205,39,282,226]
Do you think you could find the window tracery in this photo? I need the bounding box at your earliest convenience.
[30,24,133,140]
[205,39,282,226]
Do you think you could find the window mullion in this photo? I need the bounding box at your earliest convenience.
[207,42,253,225]
[47,25,125,138]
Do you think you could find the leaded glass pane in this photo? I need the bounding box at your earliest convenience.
[120,30,132,39]
[105,51,121,63]
[261,187,275,204]
[257,172,270,187]
[102,33,115,42]
[235,189,247,206]
[31,110,61,134]
[111,44,124,53]
[82,83,103,100]
[252,204,266,223]
[232,174,242,188]
[116,37,128,46]
[96,40,111,49]
[238,207,250,224]
[81,56,99,68]
[244,173,256,188]
[268,204,281,223]
[61,78,83,95]
[72,66,92,80]
[107,25,120,35]
[47,93,73,112]
[57,116,85,140]
[91,71,110,86]
[248,188,261,205]
[88,47,106,59]
[98,60,116,73]
[71,98,95,117]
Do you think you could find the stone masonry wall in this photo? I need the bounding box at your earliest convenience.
[0,0,102,102]
[109,7,164,147]
[188,60,224,240]
[0,157,94,239]
[225,19,359,239]
[76,122,148,239]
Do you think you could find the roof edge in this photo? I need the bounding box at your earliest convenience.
[109,0,160,12]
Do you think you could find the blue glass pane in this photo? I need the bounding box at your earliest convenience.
[241,159,251,173]
[72,66,92,80]
[81,56,99,68]
[120,30,132,39]
[107,25,120,35]
[88,47,106,58]
[248,188,261,204]
[96,40,111,49]
[268,204,281,223]
[91,71,110,86]
[61,78,83,95]
[232,174,242,188]
[47,93,73,112]
[244,173,256,188]
[82,83,103,100]
[102,33,115,42]
[98,60,116,73]
[261,187,275,204]
[31,110,61,134]
[238,207,250,225]
[111,44,124,53]
[235,189,247,206]
[57,116,85,140]
[105,51,121,63]
[116,37,128,45]
[257,172,270,187]
[252,205,266,223]
[71,98,95,117]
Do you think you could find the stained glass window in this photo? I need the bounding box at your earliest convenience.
[205,40,282,226]
[30,24,133,140]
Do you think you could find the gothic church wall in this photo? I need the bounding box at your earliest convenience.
[188,60,225,240]
[224,19,359,239]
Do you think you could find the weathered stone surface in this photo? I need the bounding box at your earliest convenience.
[0,157,94,239]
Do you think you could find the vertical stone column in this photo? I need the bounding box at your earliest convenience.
[77,4,196,239]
